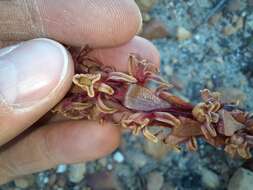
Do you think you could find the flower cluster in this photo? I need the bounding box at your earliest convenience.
[53,47,253,159]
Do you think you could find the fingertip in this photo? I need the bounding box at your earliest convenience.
[90,122,121,159]
[91,36,160,72]
[0,38,74,145]
[0,38,74,105]
[0,120,121,181]
[0,0,142,48]
[39,0,142,47]
[44,120,121,163]
[106,0,142,46]
[134,36,160,66]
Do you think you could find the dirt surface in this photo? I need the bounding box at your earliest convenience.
[2,0,253,190]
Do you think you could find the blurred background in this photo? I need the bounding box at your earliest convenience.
[2,0,253,189]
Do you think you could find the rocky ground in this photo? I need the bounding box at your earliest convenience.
[2,0,253,189]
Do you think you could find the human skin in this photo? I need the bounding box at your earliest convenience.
[0,0,160,185]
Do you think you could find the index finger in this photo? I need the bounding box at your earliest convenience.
[0,0,141,47]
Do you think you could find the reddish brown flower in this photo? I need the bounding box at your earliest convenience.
[52,48,253,159]
[73,73,101,97]
[192,89,221,139]
[225,134,251,159]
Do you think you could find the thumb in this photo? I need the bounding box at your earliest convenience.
[0,38,74,145]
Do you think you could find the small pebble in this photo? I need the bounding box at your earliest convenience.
[246,14,253,30]
[144,140,169,160]
[128,152,148,169]
[14,175,34,189]
[14,178,30,189]
[68,163,86,183]
[176,27,192,41]
[98,158,107,167]
[208,13,223,25]
[141,19,169,40]
[227,0,242,11]
[36,172,48,188]
[164,65,174,77]
[43,176,49,184]
[223,17,244,36]
[48,174,57,186]
[57,175,67,187]
[143,12,151,22]
[206,80,214,89]
[56,164,67,173]
[113,151,125,163]
[147,171,164,190]
[86,171,120,190]
[228,168,253,190]
[199,167,220,189]
[107,164,113,170]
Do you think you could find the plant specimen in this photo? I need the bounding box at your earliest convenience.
[53,47,253,159]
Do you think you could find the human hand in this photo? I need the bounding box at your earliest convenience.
[0,0,160,184]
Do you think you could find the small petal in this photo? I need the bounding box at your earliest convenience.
[211,102,221,113]
[145,73,171,87]
[245,135,253,146]
[73,73,101,97]
[237,144,251,159]
[98,83,114,95]
[200,89,220,102]
[224,144,237,157]
[132,126,141,135]
[128,54,158,81]
[141,118,150,129]
[143,127,159,143]
[220,110,245,136]
[154,112,181,128]
[62,111,89,120]
[108,72,137,83]
[96,94,117,114]
[201,125,213,140]
[209,112,219,123]
[71,102,93,111]
[187,137,198,152]
[73,73,101,87]
[192,103,208,123]
[204,116,217,137]
[128,54,141,77]
[172,146,182,153]
[121,113,150,131]
[86,86,95,97]
[56,105,90,120]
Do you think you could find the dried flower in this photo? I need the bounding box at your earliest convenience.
[52,47,253,159]
[73,73,101,97]
[192,89,221,139]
